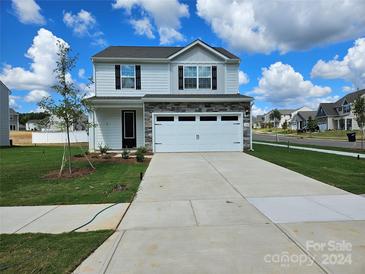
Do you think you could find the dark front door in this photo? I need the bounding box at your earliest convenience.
[122,110,136,148]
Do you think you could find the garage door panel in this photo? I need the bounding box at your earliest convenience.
[154,113,243,152]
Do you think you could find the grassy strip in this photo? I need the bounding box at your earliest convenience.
[254,140,364,153]
[247,144,365,194]
[0,231,113,274]
[0,146,148,206]
[254,129,362,140]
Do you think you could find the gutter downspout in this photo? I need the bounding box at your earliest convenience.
[250,100,254,151]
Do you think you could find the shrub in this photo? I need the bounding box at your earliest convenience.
[122,148,130,159]
[98,144,109,154]
[136,146,146,162]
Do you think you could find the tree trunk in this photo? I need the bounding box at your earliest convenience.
[66,121,72,174]
[362,127,364,151]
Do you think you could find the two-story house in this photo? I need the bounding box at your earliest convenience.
[87,40,253,152]
[9,108,19,131]
[262,107,311,129]
[316,89,365,131]
[0,81,10,146]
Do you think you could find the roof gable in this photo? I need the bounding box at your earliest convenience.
[168,40,233,61]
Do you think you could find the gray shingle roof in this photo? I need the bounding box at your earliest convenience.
[317,103,338,116]
[278,109,296,115]
[297,111,317,120]
[92,44,239,60]
[334,89,365,106]
[316,89,365,117]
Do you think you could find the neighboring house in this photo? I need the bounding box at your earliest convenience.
[0,81,10,146]
[87,40,253,152]
[44,114,87,132]
[26,120,42,131]
[253,115,265,129]
[291,111,317,130]
[316,89,365,131]
[9,108,19,131]
[263,107,311,128]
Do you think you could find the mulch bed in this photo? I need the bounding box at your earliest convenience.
[43,167,95,180]
[72,153,151,164]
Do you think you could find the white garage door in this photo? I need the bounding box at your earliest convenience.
[153,113,243,152]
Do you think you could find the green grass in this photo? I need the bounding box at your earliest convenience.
[0,231,113,274]
[254,140,364,153]
[0,146,149,206]
[247,144,365,194]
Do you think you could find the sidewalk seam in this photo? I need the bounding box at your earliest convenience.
[14,205,60,233]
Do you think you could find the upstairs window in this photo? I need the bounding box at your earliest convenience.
[184,66,197,89]
[199,66,211,89]
[121,65,135,89]
[183,66,212,89]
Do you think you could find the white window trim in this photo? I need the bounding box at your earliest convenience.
[121,64,136,90]
[183,65,212,90]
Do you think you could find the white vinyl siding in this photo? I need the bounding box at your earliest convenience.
[94,109,122,149]
[0,83,9,146]
[92,108,144,151]
[226,64,239,94]
[94,63,169,96]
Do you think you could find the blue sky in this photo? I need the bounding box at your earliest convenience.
[1,0,364,115]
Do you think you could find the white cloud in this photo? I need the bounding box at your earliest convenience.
[11,0,45,25]
[252,62,331,107]
[63,9,96,36]
[9,95,21,110]
[0,28,68,91]
[239,70,249,85]
[24,89,50,103]
[311,38,365,89]
[78,68,85,79]
[78,82,95,98]
[130,17,155,39]
[158,27,185,45]
[196,0,365,53]
[63,10,107,46]
[112,0,189,44]
[252,105,268,116]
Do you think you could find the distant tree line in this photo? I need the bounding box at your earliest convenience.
[19,112,50,125]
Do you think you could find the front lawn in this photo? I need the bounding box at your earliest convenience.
[247,144,365,194]
[0,146,149,206]
[0,231,113,274]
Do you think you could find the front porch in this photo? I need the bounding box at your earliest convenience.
[88,97,145,152]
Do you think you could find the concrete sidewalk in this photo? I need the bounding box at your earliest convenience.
[254,141,365,158]
[0,203,128,234]
[75,153,365,274]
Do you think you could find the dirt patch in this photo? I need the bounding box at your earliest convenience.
[10,131,32,145]
[112,184,128,192]
[43,167,95,180]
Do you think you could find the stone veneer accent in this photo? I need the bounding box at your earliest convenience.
[144,102,251,151]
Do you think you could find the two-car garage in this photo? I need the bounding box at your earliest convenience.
[152,113,243,152]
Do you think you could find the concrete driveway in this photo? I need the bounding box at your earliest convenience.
[75,153,365,274]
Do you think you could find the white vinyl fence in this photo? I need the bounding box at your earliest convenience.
[32,131,88,144]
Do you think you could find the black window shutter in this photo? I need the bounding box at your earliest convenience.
[136,65,141,90]
[212,66,217,90]
[178,66,183,90]
[115,65,121,90]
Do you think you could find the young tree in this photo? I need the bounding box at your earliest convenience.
[269,109,281,128]
[282,120,288,130]
[353,95,365,150]
[307,116,318,133]
[39,41,92,174]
